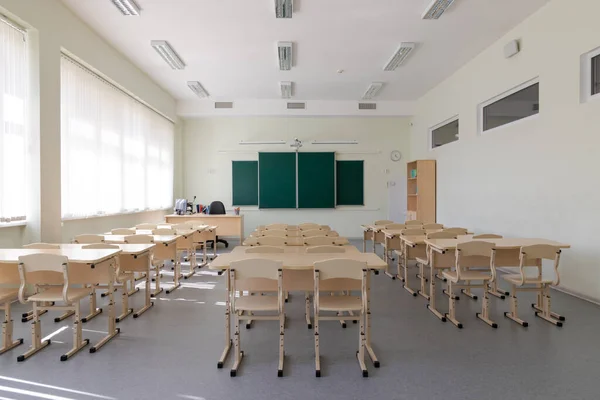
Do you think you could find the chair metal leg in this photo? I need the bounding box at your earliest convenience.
[504,284,528,327]
[476,284,497,328]
[82,286,102,323]
[61,302,89,361]
[230,312,243,377]
[314,312,320,377]
[54,310,75,323]
[534,285,563,326]
[0,302,23,355]
[357,312,368,377]
[17,305,50,362]
[305,292,312,329]
[445,283,463,328]
[278,311,284,377]
[461,285,478,301]
[488,279,508,299]
[116,287,133,323]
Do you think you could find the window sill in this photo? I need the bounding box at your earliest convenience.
[62,208,171,222]
[0,221,27,229]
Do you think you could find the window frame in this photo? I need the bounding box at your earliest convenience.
[478,77,540,135]
[429,115,459,151]
[583,47,600,103]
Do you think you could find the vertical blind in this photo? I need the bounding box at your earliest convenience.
[0,17,27,223]
[60,55,174,219]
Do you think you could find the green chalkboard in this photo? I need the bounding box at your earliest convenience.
[258,152,297,208]
[232,161,258,206]
[298,152,335,209]
[336,160,364,206]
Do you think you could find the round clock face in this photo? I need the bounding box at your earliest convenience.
[390,150,402,162]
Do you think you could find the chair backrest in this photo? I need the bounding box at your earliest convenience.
[73,234,104,244]
[183,221,203,228]
[230,259,282,280]
[423,223,444,229]
[261,230,288,237]
[136,223,157,230]
[304,236,337,246]
[124,234,154,244]
[374,220,393,225]
[326,231,340,237]
[256,236,287,246]
[112,228,136,235]
[520,245,562,286]
[302,229,326,237]
[18,254,69,303]
[427,231,457,239]
[320,225,332,232]
[405,220,423,226]
[456,241,496,280]
[245,246,285,254]
[473,234,503,239]
[208,201,226,215]
[153,228,176,235]
[172,223,193,232]
[23,243,60,249]
[401,229,426,236]
[314,259,366,280]
[444,227,468,235]
[82,244,120,250]
[306,245,345,254]
[299,223,320,230]
[266,223,287,230]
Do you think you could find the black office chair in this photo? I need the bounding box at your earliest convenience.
[207,201,229,249]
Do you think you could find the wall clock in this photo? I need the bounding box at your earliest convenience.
[390,150,402,162]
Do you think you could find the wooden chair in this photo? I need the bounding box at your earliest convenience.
[261,230,288,237]
[266,224,287,230]
[415,231,457,300]
[83,244,134,322]
[123,235,166,296]
[245,246,284,254]
[17,254,92,361]
[112,228,136,235]
[396,229,427,295]
[22,243,60,249]
[442,241,497,329]
[172,226,198,279]
[374,220,393,225]
[299,223,320,230]
[306,246,345,253]
[443,227,468,235]
[313,259,368,377]
[256,236,287,246]
[423,223,444,229]
[304,236,337,246]
[405,220,423,226]
[471,234,506,299]
[153,228,175,235]
[0,287,22,355]
[136,223,157,230]
[382,224,407,263]
[73,235,104,244]
[229,259,284,377]
[302,229,327,237]
[503,245,564,327]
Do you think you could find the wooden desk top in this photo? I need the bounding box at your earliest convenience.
[210,252,386,271]
[166,214,241,219]
[243,237,350,246]
[425,237,571,252]
[403,235,474,247]
[0,248,121,264]
[231,245,360,254]
[382,229,473,238]
[102,235,179,244]
[58,243,155,256]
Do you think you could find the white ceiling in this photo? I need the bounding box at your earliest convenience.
[61,0,549,104]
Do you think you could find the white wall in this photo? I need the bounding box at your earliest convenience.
[182,117,411,238]
[410,0,600,301]
[0,0,177,246]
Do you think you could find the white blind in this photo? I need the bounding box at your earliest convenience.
[60,55,174,219]
[0,17,27,223]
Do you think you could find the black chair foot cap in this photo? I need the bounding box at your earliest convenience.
[374,361,380,368]
[81,318,87,323]
[54,318,60,322]
[342,323,347,328]
[559,316,566,321]
[277,370,283,377]
[412,293,417,297]
[246,324,251,329]
[557,322,563,327]
[307,324,312,329]
[353,320,357,324]
[21,318,27,323]
[523,322,529,327]
[492,323,498,328]
[284,299,288,303]
[315,370,321,378]
[133,314,139,319]
[473,296,478,300]
[230,370,236,377]
[392,276,396,280]
[60,355,68,362]
[501,295,505,300]
[21,313,28,318]
[115,318,121,323]
[362,370,368,378]
[47,339,51,345]
[19,338,24,344]
[441,317,447,322]
[217,362,223,369]
[184,276,188,280]
[90,347,97,354]
[17,355,25,362]
[457,323,463,329]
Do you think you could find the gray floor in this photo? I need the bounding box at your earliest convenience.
[0,239,599,400]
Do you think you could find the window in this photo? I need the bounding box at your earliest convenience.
[60,55,174,219]
[592,53,600,97]
[481,80,539,133]
[430,117,459,149]
[0,16,27,224]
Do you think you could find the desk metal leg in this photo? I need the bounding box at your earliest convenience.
[403,244,417,296]
[134,257,154,318]
[90,258,120,353]
[213,232,218,258]
[417,261,430,300]
[82,286,102,323]
[427,249,446,322]
[364,271,379,368]
[488,279,509,299]
[218,271,232,368]
[166,259,181,294]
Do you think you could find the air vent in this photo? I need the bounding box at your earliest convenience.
[358,103,377,110]
[287,102,305,110]
[214,102,233,109]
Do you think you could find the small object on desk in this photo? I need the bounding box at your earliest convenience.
[234,207,240,216]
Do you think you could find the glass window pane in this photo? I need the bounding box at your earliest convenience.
[483,83,539,132]
[431,119,459,149]
[592,54,600,96]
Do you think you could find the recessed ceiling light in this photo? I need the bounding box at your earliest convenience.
[422,0,455,20]
[383,42,416,71]
[362,82,384,100]
[187,81,209,98]
[151,40,186,70]
[280,81,293,99]
[111,0,141,16]
[337,69,344,74]
[277,42,293,71]
[275,0,293,18]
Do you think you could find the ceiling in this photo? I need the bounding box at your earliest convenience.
[61,0,550,104]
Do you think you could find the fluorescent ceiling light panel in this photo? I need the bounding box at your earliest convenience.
[312,140,358,145]
[422,0,455,20]
[280,81,293,99]
[275,0,293,18]
[278,42,293,71]
[187,81,209,98]
[362,82,384,100]
[239,141,287,145]
[111,0,141,15]
[383,42,416,71]
[151,40,186,70]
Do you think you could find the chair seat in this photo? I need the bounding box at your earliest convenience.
[503,274,554,285]
[319,296,362,312]
[415,257,428,265]
[28,287,91,303]
[117,272,134,283]
[442,270,492,283]
[0,288,18,303]
[234,296,279,312]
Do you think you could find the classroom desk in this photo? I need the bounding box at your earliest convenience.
[242,237,350,246]
[165,214,243,244]
[422,237,571,322]
[0,248,121,353]
[210,252,387,370]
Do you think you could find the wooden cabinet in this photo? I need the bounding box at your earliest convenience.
[406,160,436,223]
